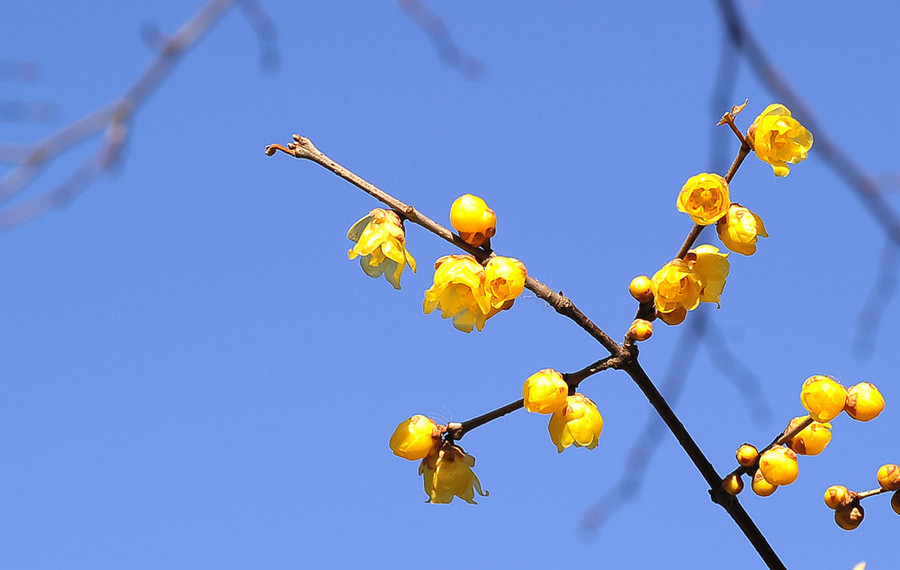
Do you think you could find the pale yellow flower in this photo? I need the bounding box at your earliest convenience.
[651,259,702,315]
[547,393,604,453]
[484,256,527,309]
[389,415,440,461]
[423,255,492,333]
[748,104,813,177]
[676,173,730,225]
[687,245,730,307]
[347,209,416,289]
[522,369,568,414]
[418,443,488,504]
[716,204,768,256]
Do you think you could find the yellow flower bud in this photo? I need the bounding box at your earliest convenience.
[716,204,768,256]
[735,444,759,467]
[418,443,488,504]
[800,375,847,422]
[627,319,653,342]
[423,254,492,333]
[629,275,654,303]
[786,416,832,456]
[844,382,885,421]
[547,393,603,453]
[892,490,900,516]
[347,208,417,289]
[722,473,744,496]
[651,259,702,315]
[484,256,527,309]
[824,485,853,510]
[877,464,900,492]
[657,306,687,326]
[758,447,799,486]
[676,173,731,225]
[751,469,778,497]
[834,505,864,531]
[522,369,569,414]
[389,415,440,460]
[747,104,813,177]
[687,245,730,307]
[450,194,496,247]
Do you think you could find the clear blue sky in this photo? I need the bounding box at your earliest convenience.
[2,2,898,568]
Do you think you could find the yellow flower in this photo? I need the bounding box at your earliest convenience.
[676,173,731,225]
[347,209,416,289]
[418,443,488,504]
[687,245,730,307]
[522,369,569,414]
[800,375,847,422]
[758,446,799,486]
[389,415,440,461]
[651,259,702,315]
[747,104,813,177]
[785,416,832,456]
[716,204,768,256]
[547,393,603,453]
[423,255,492,333]
[450,194,496,247]
[484,256,527,309]
[844,382,885,421]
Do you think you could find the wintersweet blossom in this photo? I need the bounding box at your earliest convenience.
[716,204,768,256]
[419,443,488,504]
[522,369,568,414]
[747,104,813,177]
[389,415,440,461]
[423,255,492,333]
[450,194,496,247]
[484,256,527,309]
[800,375,847,422]
[687,245,730,307]
[347,208,416,289]
[676,173,730,225]
[547,393,604,453]
[651,259,702,315]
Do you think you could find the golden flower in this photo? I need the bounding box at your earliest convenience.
[484,256,527,310]
[423,254,492,333]
[418,443,488,504]
[548,393,603,453]
[716,204,768,256]
[747,104,813,177]
[844,382,885,422]
[676,173,731,225]
[450,194,496,247]
[758,446,799,486]
[785,416,832,456]
[877,464,900,492]
[687,245,730,307]
[522,369,569,414]
[824,485,853,510]
[735,444,759,467]
[389,415,440,461]
[627,318,653,342]
[751,469,778,497]
[347,208,416,289]
[651,259,702,315]
[800,375,847,422]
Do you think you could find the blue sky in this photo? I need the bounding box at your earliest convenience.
[2,2,899,568]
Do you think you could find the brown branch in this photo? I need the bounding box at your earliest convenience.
[446,399,524,441]
[266,135,624,356]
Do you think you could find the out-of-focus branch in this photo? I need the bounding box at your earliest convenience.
[0,0,277,231]
[396,0,483,79]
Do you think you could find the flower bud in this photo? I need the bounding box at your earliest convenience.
[834,505,864,531]
[629,275,654,303]
[547,393,604,453]
[892,490,900,516]
[735,444,759,467]
[722,473,744,495]
[844,382,885,421]
[785,416,832,456]
[877,464,900,492]
[627,319,653,342]
[824,485,853,510]
[522,369,569,414]
[751,469,778,497]
[758,446,799,486]
[800,375,847,422]
[657,306,687,326]
[450,194,496,247]
[390,415,440,460]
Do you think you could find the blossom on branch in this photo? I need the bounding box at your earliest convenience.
[418,443,488,504]
[450,194,496,247]
[651,259,702,315]
[747,104,813,177]
[676,173,730,225]
[389,415,440,460]
[522,369,568,414]
[716,204,768,256]
[423,254,492,332]
[547,393,603,453]
[347,208,416,289]
[484,256,527,309]
[687,244,730,307]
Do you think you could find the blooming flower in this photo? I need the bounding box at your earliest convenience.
[687,245,730,307]
[676,173,731,225]
[450,194,496,247]
[389,415,440,461]
[419,443,488,504]
[484,256,527,310]
[347,208,416,289]
[801,375,848,422]
[548,393,604,453]
[651,259,702,315]
[747,104,813,177]
[423,255,492,333]
[716,204,768,256]
[522,369,569,414]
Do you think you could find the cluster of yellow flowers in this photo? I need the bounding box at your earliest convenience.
[522,369,603,452]
[722,376,884,501]
[824,463,900,531]
[389,415,488,504]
